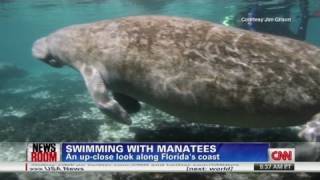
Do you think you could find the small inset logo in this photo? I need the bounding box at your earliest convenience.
[27,143,60,162]
[269,148,295,162]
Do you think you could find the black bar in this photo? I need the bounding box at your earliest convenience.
[254,163,295,171]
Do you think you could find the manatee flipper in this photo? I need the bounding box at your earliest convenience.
[299,113,320,142]
[113,93,141,114]
[80,64,131,125]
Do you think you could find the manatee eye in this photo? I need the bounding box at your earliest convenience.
[48,59,57,64]
[47,58,64,68]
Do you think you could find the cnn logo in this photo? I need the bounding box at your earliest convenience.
[269,148,295,162]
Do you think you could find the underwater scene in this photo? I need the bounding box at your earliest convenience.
[1,0,320,179]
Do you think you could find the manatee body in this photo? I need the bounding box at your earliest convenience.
[32,16,320,128]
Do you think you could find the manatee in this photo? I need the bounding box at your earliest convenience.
[32,16,320,139]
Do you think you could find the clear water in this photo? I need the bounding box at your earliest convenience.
[1,0,320,179]
[1,0,320,74]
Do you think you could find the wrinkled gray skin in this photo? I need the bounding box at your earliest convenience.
[32,16,320,140]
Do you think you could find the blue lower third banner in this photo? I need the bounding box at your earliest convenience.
[61,143,269,162]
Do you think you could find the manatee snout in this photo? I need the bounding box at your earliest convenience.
[32,37,49,60]
[32,37,64,68]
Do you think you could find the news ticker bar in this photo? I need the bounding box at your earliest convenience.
[0,162,320,172]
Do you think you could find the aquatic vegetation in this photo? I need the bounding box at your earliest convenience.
[0,63,27,81]
[0,107,26,117]
[30,90,50,99]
